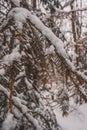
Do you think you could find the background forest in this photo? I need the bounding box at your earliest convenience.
[0,0,87,130]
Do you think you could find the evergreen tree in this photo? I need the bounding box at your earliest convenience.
[0,0,87,130]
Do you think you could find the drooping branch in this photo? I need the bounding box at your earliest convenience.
[0,7,87,83]
[24,8,87,83]
[0,84,42,130]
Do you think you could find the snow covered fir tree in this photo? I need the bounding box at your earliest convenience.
[0,0,87,130]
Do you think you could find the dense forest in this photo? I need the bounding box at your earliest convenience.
[0,0,87,130]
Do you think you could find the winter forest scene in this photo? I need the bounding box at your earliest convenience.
[0,0,87,130]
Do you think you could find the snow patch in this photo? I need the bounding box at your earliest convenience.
[8,7,29,31]
[0,68,5,75]
[2,112,16,130]
[45,45,55,55]
[3,46,21,64]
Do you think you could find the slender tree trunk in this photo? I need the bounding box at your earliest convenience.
[9,62,14,113]
[70,2,78,66]
[32,0,36,9]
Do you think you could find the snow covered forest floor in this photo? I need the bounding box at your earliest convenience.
[55,103,87,130]
[42,82,87,130]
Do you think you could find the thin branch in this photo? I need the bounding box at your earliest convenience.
[0,84,42,130]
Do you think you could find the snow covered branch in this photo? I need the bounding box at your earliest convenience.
[26,9,87,83]
[0,7,87,83]
[0,84,42,130]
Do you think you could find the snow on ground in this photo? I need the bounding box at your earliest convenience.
[49,83,87,130]
[54,104,87,130]
[42,83,87,130]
